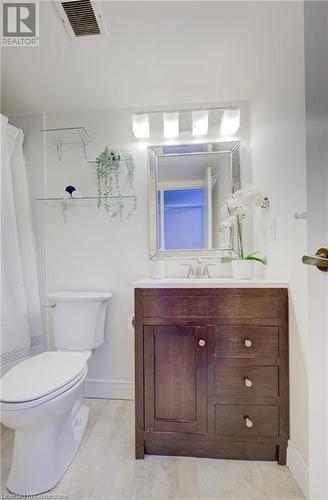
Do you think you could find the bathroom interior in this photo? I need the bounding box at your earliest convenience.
[1,1,327,499]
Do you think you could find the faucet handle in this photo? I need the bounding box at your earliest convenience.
[182,264,195,279]
[203,264,216,278]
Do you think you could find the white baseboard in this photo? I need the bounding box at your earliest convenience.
[84,378,134,400]
[287,440,308,498]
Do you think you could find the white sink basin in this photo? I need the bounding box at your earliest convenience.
[134,278,288,288]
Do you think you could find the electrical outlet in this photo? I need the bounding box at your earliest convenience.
[269,217,277,241]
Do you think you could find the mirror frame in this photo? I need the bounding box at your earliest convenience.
[148,141,241,260]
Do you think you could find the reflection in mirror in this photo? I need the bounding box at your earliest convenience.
[148,142,241,259]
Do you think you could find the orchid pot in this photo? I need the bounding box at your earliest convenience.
[231,252,267,280]
[231,259,254,279]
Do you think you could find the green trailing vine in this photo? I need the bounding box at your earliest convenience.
[95,147,137,220]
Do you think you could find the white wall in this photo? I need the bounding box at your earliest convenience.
[249,1,308,489]
[41,104,250,399]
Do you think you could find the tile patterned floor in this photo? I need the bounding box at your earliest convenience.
[1,399,304,500]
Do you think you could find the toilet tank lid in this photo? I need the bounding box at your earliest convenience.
[48,291,112,302]
[0,351,89,403]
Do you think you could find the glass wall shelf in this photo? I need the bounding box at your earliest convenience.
[36,195,136,206]
[36,195,137,222]
[41,127,92,160]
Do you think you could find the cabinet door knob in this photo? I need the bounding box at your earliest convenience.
[198,339,206,347]
[244,377,253,388]
[244,416,254,428]
[244,339,253,348]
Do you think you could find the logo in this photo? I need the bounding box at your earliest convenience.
[1,2,39,46]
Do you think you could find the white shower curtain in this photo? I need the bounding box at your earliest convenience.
[1,114,44,375]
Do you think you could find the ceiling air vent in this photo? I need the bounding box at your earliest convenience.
[54,0,108,40]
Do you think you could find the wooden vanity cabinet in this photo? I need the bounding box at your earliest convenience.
[135,288,289,464]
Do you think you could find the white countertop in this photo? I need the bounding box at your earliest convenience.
[134,278,288,288]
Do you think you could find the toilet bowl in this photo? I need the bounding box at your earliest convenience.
[0,290,112,496]
[0,351,90,495]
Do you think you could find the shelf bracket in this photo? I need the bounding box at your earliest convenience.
[78,129,88,159]
[52,139,63,161]
[82,141,88,159]
[62,204,68,223]
[41,127,92,161]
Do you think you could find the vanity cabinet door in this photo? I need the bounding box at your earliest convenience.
[144,325,207,434]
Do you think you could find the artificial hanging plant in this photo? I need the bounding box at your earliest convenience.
[95,147,137,220]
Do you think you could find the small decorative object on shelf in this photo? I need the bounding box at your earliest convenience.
[94,147,137,220]
[65,185,76,197]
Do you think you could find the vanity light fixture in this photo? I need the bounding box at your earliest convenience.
[132,114,150,138]
[192,110,208,136]
[220,109,240,135]
[132,107,239,139]
[163,112,179,138]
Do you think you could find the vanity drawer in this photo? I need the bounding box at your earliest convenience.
[142,292,279,319]
[214,365,279,398]
[214,404,279,438]
[215,327,279,358]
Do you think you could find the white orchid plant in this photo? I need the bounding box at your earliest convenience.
[219,184,269,261]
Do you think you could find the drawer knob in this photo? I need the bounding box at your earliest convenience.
[244,377,253,388]
[244,416,254,428]
[198,339,206,347]
[244,339,253,348]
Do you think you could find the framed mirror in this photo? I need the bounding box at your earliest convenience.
[148,141,241,259]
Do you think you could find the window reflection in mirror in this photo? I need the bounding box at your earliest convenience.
[158,188,205,250]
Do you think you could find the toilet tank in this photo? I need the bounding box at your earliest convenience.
[48,291,112,351]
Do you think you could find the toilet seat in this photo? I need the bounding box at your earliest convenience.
[0,351,89,409]
[1,365,88,411]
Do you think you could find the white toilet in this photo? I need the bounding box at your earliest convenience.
[0,291,111,496]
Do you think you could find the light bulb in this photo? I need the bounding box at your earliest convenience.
[132,114,150,138]
[192,110,208,136]
[163,112,179,138]
[220,109,240,135]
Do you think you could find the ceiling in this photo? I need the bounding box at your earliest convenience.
[158,153,228,183]
[1,1,302,115]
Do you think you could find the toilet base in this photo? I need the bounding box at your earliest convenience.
[6,404,90,496]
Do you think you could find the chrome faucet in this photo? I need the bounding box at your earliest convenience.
[195,258,204,278]
[182,258,216,279]
[182,263,195,278]
[203,263,215,278]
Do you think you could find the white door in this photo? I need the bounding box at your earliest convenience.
[304,3,328,499]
